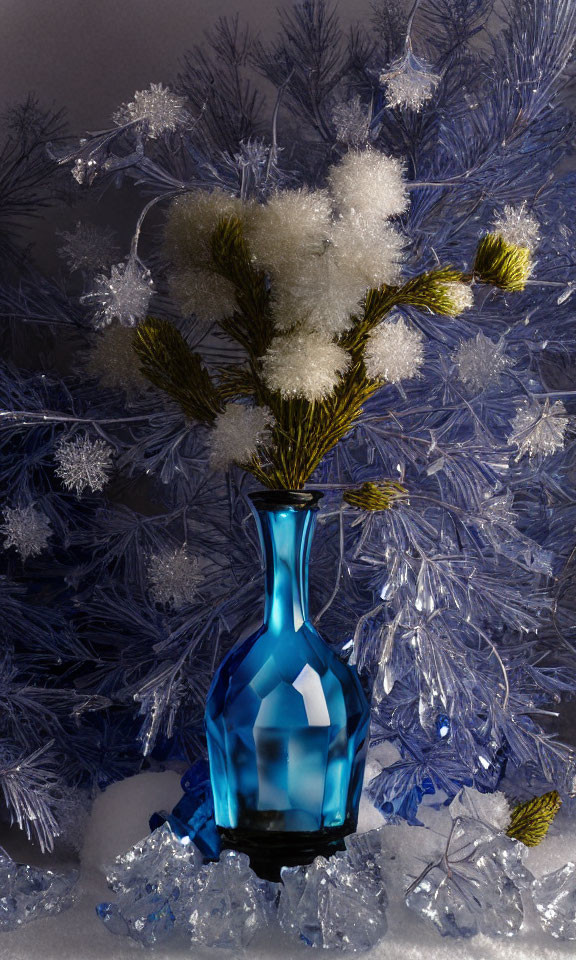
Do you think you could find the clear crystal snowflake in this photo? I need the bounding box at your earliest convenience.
[55,436,114,495]
[82,258,154,329]
[380,50,440,111]
[1,505,52,560]
[113,83,190,138]
[331,95,371,147]
[57,221,119,273]
[508,398,569,459]
[147,546,203,609]
[454,333,512,391]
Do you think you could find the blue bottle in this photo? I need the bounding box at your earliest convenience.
[205,490,370,879]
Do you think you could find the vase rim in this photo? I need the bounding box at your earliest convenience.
[248,489,323,510]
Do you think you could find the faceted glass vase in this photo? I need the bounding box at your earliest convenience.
[205,490,370,879]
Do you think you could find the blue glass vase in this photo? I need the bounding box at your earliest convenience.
[205,490,370,879]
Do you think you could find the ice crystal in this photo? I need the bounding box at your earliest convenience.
[113,83,190,138]
[83,258,154,329]
[0,852,77,930]
[532,863,576,939]
[165,189,246,271]
[87,324,148,395]
[331,95,371,147]
[454,333,512,391]
[1,504,52,560]
[449,786,511,831]
[380,50,440,111]
[262,331,351,401]
[55,435,114,495]
[147,546,203,610]
[492,202,540,251]
[364,316,425,383]
[57,221,119,273]
[209,402,273,469]
[328,149,408,221]
[442,280,474,314]
[509,398,569,459]
[168,267,236,326]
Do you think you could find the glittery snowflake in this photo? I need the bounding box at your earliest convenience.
[331,95,371,147]
[492,203,540,251]
[364,316,425,383]
[209,403,273,470]
[262,331,351,401]
[55,436,114,495]
[1,504,52,560]
[87,325,148,395]
[147,546,204,609]
[454,333,512,391]
[57,221,119,272]
[508,399,569,460]
[83,259,154,329]
[380,50,440,111]
[113,83,190,138]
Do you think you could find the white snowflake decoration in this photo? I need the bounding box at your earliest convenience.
[262,331,351,401]
[380,50,440,111]
[209,403,273,470]
[454,333,512,391]
[55,436,114,495]
[113,83,190,138]
[327,149,408,221]
[1,505,52,560]
[147,546,203,610]
[87,325,148,395]
[508,398,569,460]
[492,202,540,251]
[331,95,371,147]
[443,280,474,314]
[84,258,154,329]
[364,316,425,383]
[57,221,119,273]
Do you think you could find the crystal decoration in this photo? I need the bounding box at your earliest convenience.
[508,398,569,459]
[532,862,576,939]
[113,83,190,138]
[57,221,119,272]
[454,333,512,391]
[83,258,154,329]
[0,851,77,930]
[331,96,371,147]
[146,545,204,610]
[150,759,221,860]
[278,830,388,951]
[380,50,440,111]
[205,491,370,879]
[55,435,114,495]
[1,504,52,559]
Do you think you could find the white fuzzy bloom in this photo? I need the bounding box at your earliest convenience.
[209,403,274,470]
[87,325,148,395]
[328,149,408,221]
[84,258,154,329]
[55,436,114,495]
[380,51,440,112]
[245,189,332,278]
[262,331,351,401]
[331,95,371,147]
[57,221,119,272]
[113,83,190,138]
[164,189,246,271]
[147,546,203,610]
[492,202,540,251]
[442,281,474,314]
[169,268,236,327]
[454,333,512,391]
[330,212,404,288]
[272,252,367,336]
[364,316,425,383]
[508,398,569,460]
[1,505,52,560]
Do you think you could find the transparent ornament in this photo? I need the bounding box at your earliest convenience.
[0,852,77,930]
[55,435,114,496]
[508,398,569,460]
[113,83,190,138]
[146,546,203,610]
[454,333,512,391]
[57,221,119,272]
[83,258,154,329]
[331,95,371,147]
[380,49,440,111]
[1,504,52,560]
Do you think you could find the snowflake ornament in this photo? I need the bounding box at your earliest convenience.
[380,49,440,111]
[83,258,154,329]
[113,83,190,138]
[55,436,114,495]
[1,505,52,560]
[262,331,351,401]
[508,399,569,460]
[492,203,540,251]
[364,316,425,383]
[454,333,512,391]
[57,221,119,273]
[147,546,203,609]
[331,95,371,147]
[209,403,273,470]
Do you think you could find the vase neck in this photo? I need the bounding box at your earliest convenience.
[249,492,322,634]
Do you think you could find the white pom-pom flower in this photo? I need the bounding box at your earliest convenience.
[442,281,474,314]
[492,202,540,251]
[113,83,190,138]
[508,398,569,460]
[328,149,408,221]
[169,268,236,327]
[83,258,154,329]
[244,189,332,278]
[1,504,52,560]
[57,221,119,273]
[272,251,367,336]
[380,50,440,112]
[164,189,246,271]
[331,95,371,147]
[87,325,148,396]
[330,212,404,288]
[262,331,351,401]
[454,333,512,392]
[364,316,425,383]
[209,403,274,470]
[55,436,114,495]
[147,546,203,610]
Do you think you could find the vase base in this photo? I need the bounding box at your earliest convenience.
[219,820,355,881]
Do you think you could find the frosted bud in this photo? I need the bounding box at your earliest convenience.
[262,331,351,401]
[492,202,540,251]
[442,281,474,314]
[328,149,408,221]
[364,316,425,383]
[169,268,236,327]
[209,403,274,470]
[87,325,148,395]
[330,213,404,289]
[244,189,332,277]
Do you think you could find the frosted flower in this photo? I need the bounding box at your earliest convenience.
[164,189,246,271]
[328,149,408,221]
[442,281,474,314]
[57,221,119,272]
[87,325,147,395]
[492,203,540,251]
[83,258,154,329]
[273,252,366,336]
[209,403,273,470]
[169,268,236,327]
[113,83,190,138]
[508,398,569,460]
[331,95,371,147]
[364,316,425,383]
[55,436,114,495]
[1,504,51,560]
[380,50,440,111]
[262,331,351,401]
[244,189,332,278]
[330,212,404,288]
[454,333,512,391]
[147,546,203,610]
